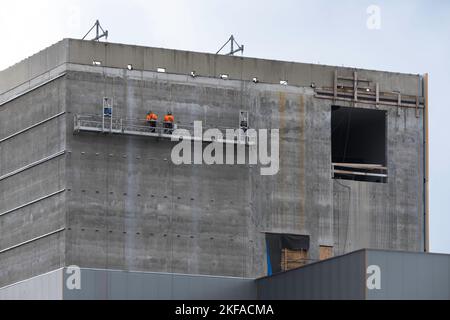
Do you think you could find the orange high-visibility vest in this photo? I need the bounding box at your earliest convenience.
[164,115,174,123]
[147,113,158,121]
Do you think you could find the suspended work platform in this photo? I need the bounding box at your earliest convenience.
[73,114,256,146]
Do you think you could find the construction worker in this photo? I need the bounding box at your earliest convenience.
[240,111,248,133]
[163,111,175,134]
[146,111,158,133]
[240,119,248,133]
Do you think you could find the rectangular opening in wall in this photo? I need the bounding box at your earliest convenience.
[331,106,387,183]
[265,233,310,275]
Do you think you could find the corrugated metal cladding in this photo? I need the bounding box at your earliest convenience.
[1,250,449,299]
[257,250,366,300]
[257,249,450,300]
[366,250,450,299]
[0,269,63,300]
[63,269,257,300]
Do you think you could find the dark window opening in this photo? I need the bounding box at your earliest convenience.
[265,233,310,275]
[331,106,387,183]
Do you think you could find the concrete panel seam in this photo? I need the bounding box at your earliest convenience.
[0,72,66,107]
[0,112,66,144]
[0,227,65,254]
[0,150,65,182]
[0,188,66,218]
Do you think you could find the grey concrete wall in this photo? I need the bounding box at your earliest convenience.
[65,39,421,96]
[63,268,256,300]
[332,105,425,254]
[257,250,366,299]
[0,77,67,287]
[0,39,422,97]
[64,63,424,279]
[0,40,68,95]
[64,67,334,278]
[0,39,426,288]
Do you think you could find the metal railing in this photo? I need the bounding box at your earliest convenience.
[332,162,388,181]
[74,114,256,145]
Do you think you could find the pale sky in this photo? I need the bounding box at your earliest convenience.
[1,0,449,253]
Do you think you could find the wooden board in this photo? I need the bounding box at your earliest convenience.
[319,246,333,261]
[281,248,308,271]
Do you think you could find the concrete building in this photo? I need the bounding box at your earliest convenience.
[0,39,429,296]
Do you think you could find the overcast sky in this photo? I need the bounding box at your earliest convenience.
[1,0,449,253]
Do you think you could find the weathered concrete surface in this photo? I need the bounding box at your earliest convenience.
[333,106,424,253]
[0,39,68,95]
[1,39,421,96]
[63,65,423,278]
[0,77,66,287]
[63,68,335,278]
[0,39,425,287]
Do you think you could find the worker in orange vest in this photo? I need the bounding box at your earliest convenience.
[146,111,158,133]
[163,111,175,134]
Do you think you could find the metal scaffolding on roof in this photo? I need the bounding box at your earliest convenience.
[216,35,244,56]
[82,20,109,42]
